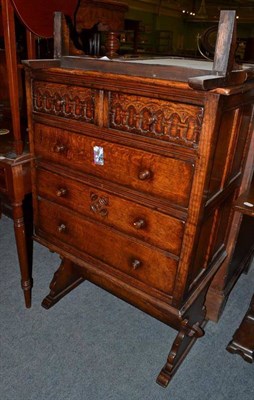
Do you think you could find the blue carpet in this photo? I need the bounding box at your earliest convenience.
[0,215,253,400]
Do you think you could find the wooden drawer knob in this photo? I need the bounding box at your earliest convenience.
[131,259,142,270]
[138,169,152,180]
[133,218,146,229]
[56,188,67,197]
[58,223,66,233]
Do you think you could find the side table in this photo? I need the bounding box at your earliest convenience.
[0,148,33,308]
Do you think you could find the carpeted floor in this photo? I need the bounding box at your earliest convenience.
[0,215,253,400]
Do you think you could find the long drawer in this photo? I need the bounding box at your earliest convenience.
[36,167,185,255]
[34,123,194,208]
[37,198,178,295]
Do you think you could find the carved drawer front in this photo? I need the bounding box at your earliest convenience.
[109,92,203,147]
[37,198,178,295]
[0,166,7,192]
[33,81,95,123]
[34,123,194,208]
[37,168,185,255]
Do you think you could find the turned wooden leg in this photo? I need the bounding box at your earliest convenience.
[156,319,205,387]
[105,32,120,58]
[12,199,33,308]
[42,258,85,309]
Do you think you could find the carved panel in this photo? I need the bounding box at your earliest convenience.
[33,81,95,123]
[90,192,109,217]
[109,92,203,147]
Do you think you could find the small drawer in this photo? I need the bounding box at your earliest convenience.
[34,123,194,208]
[37,198,178,295]
[36,168,185,255]
[33,81,96,123]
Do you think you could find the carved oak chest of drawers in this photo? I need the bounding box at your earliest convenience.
[24,56,254,387]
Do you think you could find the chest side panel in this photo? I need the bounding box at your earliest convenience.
[183,92,254,297]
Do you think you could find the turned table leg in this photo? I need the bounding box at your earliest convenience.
[0,156,33,307]
[12,199,33,308]
[8,158,33,308]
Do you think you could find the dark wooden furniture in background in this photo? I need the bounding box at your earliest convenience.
[24,11,254,386]
[227,294,254,363]
[74,0,128,57]
[0,0,78,307]
[226,183,254,363]
[76,0,128,31]
[0,0,36,308]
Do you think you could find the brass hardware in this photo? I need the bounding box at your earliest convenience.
[133,218,146,229]
[131,259,142,269]
[56,188,67,197]
[58,223,66,233]
[138,169,152,180]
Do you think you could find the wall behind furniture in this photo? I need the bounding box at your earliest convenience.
[125,1,254,57]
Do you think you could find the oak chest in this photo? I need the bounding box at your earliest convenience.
[24,48,254,385]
